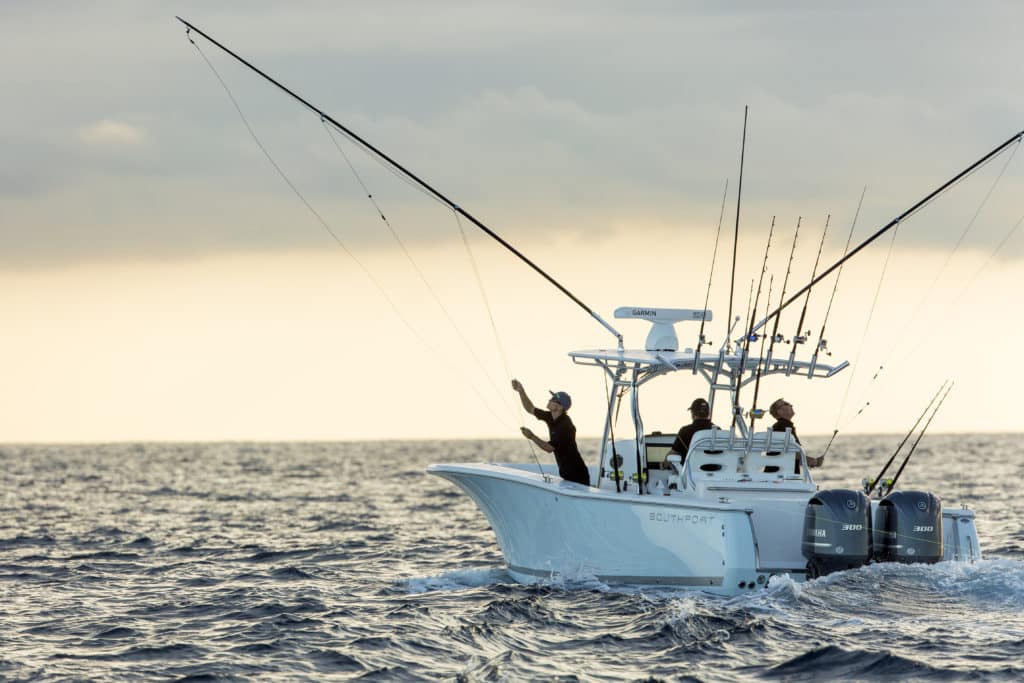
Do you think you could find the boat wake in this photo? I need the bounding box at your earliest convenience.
[402,557,1024,608]
[401,567,512,594]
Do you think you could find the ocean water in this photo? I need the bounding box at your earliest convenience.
[1,435,1022,681]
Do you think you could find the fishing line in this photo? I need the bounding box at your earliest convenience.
[188,34,515,431]
[816,188,866,459]
[452,212,515,400]
[180,18,623,348]
[949,211,1024,304]
[452,210,549,470]
[839,208,1024,442]
[835,142,1020,433]
[321,119,516,417]
[876,141,1021,360]
[874,210,1024,382]
[883,147,1021,363]
[748,132,1023,340]
[833,224,900,434]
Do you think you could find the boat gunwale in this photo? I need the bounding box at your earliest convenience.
[427,462,817,512]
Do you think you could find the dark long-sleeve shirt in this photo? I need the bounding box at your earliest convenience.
[533,408,589,486]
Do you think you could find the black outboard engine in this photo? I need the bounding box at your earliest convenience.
[802,489,873,578]
[875,490,943,564]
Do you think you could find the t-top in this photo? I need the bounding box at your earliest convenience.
[671,418,716,458]
[533,408,590,486]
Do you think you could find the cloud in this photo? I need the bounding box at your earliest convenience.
[0,1,1021,271]
[78,120,146,147]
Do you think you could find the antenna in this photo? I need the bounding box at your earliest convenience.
[614,307,711,352]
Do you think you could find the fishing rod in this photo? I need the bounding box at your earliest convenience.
[695,178,729,372]
[735,217,776,415]
[887,381,954,493]
[765,217,802,367]
[785,215,830,374]
[815,187,866,460]
[751,215,802,416]
[176,16,624,348]
[731,278,754,428]
[815,192,863,355]
[726,107,749,352]
[749,274,774,419]
[749,216,802,428]
[864,380,948,496]
[748,129,1024,338]
[746,217,777,344]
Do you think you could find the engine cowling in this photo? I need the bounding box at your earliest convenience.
[802,489,873,578]
[875,490,943,564]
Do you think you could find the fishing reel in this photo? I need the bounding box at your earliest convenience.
[817,338,832,356]
[748,408,766,419]
[772,333,786,344]
[861,476,895,497]
[792,330,811,345]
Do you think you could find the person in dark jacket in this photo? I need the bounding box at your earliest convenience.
[769,398,824,468]
[666,397,716,464]
[511,379,590,486]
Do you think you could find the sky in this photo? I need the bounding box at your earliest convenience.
[2,1,1024,442]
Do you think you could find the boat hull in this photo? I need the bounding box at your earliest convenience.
[428,463,983,595]
[428,463,771,595]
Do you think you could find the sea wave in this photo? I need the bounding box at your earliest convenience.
[0,437,1021,680]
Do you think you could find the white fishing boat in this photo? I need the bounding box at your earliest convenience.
[429,307,980,594]
[176,17,1017,596]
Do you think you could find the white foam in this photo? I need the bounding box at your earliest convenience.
[660,595,702,625]
[401,567,510,594]
[765,572,804,599]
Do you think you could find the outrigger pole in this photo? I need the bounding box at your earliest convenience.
[726,107,749,347]
[749,129,1024,337]
[176,17,624,349]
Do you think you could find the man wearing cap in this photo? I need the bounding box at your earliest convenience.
[666,398,716,463]
[769,398,824,468]
[511,379,590,486]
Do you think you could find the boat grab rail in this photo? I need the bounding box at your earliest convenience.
[684,428,810,488]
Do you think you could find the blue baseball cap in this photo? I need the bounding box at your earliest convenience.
[549,391,572,410]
